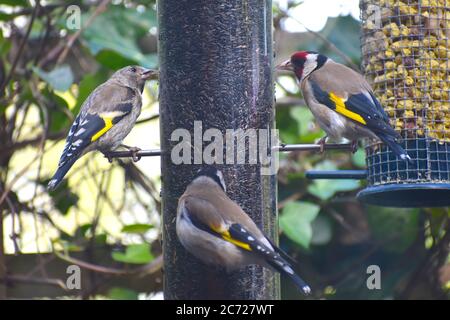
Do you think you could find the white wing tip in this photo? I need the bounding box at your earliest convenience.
[302,285,312,295]
[400,154,411,160]
[47,179,57,191]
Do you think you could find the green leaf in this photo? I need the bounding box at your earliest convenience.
[311,214,333,245]
[0,0,28,6]
[46,179,79,215]
[366,206,420,253]
[352,148,366,168]
[73,72,107,115]
[33,65,74,92]
[320,15,362,64]
[276,107,300,144]
[112,244,154,264]
[81,6,157,68]
[289,107,323,142]
[108,287,139,300]
[50,95,71,133]
[280,201,320,248]
[121,223,153,234]
[295,15,362,66]
[307,160,360,200]
[75,224,93,238]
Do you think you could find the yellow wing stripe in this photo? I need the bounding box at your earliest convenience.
[91,117,113,142]
[210,225,252,251]
[329,93,367,125]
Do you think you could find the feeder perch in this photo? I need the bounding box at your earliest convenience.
[357,0,450,207]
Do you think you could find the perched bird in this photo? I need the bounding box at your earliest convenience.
[277,51,412,163]
[47,66,158,191]
[176,166,311,295]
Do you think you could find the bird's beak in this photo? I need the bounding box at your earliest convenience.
[276,59,293,71]
[141,69,159,80]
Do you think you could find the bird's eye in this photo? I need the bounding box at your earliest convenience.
[130,67,137,73]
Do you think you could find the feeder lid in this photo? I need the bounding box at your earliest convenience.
[357,183,450,208]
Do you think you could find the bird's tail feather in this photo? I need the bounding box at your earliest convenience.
[377,133,413,165]
[47,157,78,191]
[268,258,311,295]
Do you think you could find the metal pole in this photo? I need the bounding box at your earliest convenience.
[305,170,367,180]
[104,143,353,160]
[158,0,277,299]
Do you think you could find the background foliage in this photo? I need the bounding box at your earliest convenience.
[0,0,448,299]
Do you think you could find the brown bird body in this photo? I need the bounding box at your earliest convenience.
[48,66,158,190]
[178,176,271,269]
[78,80,143,154]
[301,60,379,141]
[278,51,412,162]
[176,167,311,295]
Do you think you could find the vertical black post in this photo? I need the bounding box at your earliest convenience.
[158,0,278,299]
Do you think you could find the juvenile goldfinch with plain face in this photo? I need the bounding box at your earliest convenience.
[176,167,311,295]
[47,66,158,191]
[277,51,412,163]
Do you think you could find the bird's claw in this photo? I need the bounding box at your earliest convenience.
[351,140,358,154]
[103,152,114,163]
[317,136,327,153]
[129,147,141,162]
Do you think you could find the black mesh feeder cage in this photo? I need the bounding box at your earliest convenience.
[357,0,450,207]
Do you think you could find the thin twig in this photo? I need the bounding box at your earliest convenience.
[280,10,360,71]
[136,114,159,125]
[0,274,67,290]
[56,0,110,65]
[0,1,40,97]
[53,250,163,276]
[0,141,59,207]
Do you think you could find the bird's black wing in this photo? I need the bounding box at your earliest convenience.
[309,80,399,138]
[57,102,133,169]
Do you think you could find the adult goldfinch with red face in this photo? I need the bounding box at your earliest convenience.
[47,66,158,191]
[277,51,412,163]
[176,166,311,295]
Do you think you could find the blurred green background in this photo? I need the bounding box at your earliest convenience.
[0,0,448,300]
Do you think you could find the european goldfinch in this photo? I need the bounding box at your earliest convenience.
[277,51,412,163]
[176,166,311,295]
[47,66,158,191]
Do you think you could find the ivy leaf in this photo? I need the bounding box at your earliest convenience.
[33,65,74,92]
[280,201,320,249]
[121,223,153,234]
[307,160,360,200]
[366,206,420,253]
[0,0,28,6]
[81,6,157,68]
[73,72,107,115]
[112,244,154,264]
[352,148,366,168]
[108,287,138,300]
[45,179,79,215]
[311,214,333,245]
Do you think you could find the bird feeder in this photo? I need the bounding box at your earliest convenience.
[357,0,450,207]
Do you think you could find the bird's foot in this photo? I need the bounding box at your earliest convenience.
[317,136,328,153]
[130,147,142,162]
[121,144,142,162]
[103,152,114,163]
[350,140,358,154]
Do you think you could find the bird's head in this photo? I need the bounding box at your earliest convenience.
[277,51,328,81]
[193,166,227,192]
[112,66,159,91]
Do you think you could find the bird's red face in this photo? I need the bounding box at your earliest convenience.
[277,51,325,81]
